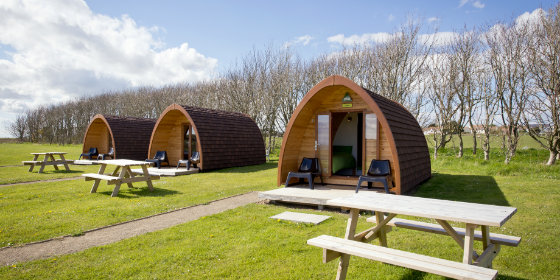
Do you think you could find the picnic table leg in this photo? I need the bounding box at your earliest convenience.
[90,164,107,193]
[463,223,476,264]
[111,166,127,197]
[336,208,359,280]
[111,166,121,176]
[49,155,59,171]
[38,155,49,173]
[124,167,134,189]
[375,211,388,247]
[59,154,70,171]
[28,154,39,172]
[141,165,154,191]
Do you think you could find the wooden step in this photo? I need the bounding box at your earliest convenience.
[366,217,521,247]
[308,235,497,280]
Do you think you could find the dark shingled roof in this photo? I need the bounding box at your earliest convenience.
[87,115,156,161]
[363,89,432,194]
[178,105,266,170]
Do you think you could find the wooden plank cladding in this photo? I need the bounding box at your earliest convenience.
[148,104,265,171]
[278,75,431,195]
[83,115,156,161]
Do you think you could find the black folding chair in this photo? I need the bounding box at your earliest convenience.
[186,152,200,170]
[356,160,394,194]
[146,151,169,169]
[79,147,98,160]
[285,157,324,189]
[97,147,114,160]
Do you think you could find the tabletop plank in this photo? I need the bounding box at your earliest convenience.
[97,160,152,167]
[327,192,516,227]
[30,152,68,155]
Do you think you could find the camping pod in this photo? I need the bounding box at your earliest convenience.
[82,115,156,160]
[148,104,265,171]
[278,75,431,194]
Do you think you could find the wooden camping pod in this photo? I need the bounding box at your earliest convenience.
[278,75,431,194]
[82,115,156,160]
[148,104,266,171]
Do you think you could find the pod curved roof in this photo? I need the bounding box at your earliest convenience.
[150,104,266,170]
[84,115,156,160]
[278,75,431,194]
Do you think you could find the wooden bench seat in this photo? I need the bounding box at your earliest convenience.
[366,217,521,247]
[22,161,42,165]
[308,235,497,280]
[82,173,160,184]
[82,173,120,183]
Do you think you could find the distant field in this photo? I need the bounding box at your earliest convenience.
[425,133,543,150]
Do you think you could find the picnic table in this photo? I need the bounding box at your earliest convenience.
[308,192,520,280]
[22,152,73,173]
[82,160,160,197]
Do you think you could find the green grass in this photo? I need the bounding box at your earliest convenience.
[0,143,85,166]
[0,142,558,279]
[426,133,544,151]
[0,162,277,247]
[0,165,101,185]
[0,143,101,184]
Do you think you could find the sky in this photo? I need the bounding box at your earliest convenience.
[0,0,557,137]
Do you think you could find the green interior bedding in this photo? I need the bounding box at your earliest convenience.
[332,145,356,174]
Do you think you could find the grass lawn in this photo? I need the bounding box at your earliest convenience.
[0,143,101,184]
[0,142,558,279]
[425,133,544,151]
[0,162,277,247]
[0,143,85,166]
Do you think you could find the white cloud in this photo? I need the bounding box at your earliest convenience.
[0,0,217,136]
[388,14,395,21]
[472,1,485,9]
[418,32,459,47]
[283,35,313,48]
[427,17,440,23]
[327,32,400,46]
[458,0,485,9]
[515,8,545,27]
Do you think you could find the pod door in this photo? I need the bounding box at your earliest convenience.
[331,112,363,176]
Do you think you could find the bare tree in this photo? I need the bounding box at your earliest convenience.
[451,28,481,157]
[7,114,27,142]
[476,65,500,160]
[427,52,460,159]
[525,5,560,165]
[486,20,531,164]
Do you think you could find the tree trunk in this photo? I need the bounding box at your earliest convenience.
[440,134,447,149]
[472,130,477,155]
[547,150,558,165]
[457,132,463,158]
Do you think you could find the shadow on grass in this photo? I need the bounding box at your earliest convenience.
[34,169,84,174]
[398,269,428,280]
[98,187,180,198]
[415,173,510,206]
[498,274,528,280]
[207,162,278,174]
[396,269,528,280]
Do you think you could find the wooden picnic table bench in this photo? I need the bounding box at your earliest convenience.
[307,192,520,280]
[23,152,73,173]
[82,160,160,197]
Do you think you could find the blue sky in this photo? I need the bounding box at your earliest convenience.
[0,0,557,137]
[86,0,557,71]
